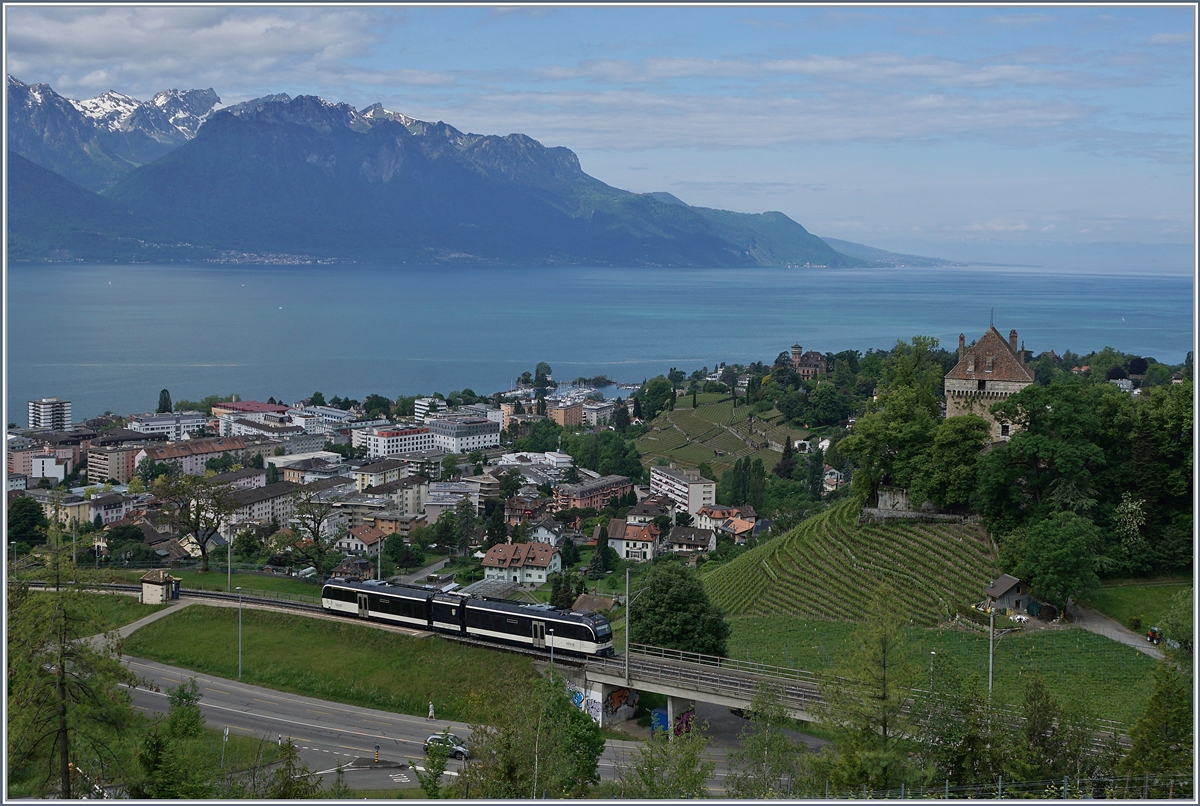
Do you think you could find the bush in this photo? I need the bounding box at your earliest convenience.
[1128,616,1142,632]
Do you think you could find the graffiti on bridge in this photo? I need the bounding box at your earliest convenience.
[673,707,695,736]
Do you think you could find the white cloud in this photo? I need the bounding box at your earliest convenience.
[1148,32,1193,45]
[5,7,411,100]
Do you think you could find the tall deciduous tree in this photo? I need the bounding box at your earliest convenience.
[726,684,806,798]
[286,486,344,581]
[908,414,991,513]
[610,724,714,798]
[629,562,729,656]
[1018,511,1101,609]
[154,475,237,571]
[451,672,603,798]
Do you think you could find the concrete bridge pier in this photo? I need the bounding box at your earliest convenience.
[666,695,696,738]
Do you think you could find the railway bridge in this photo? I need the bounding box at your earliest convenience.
[568,643,826,729]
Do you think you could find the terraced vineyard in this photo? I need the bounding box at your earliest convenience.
[702,499,1001,626]
[636,396,807,478]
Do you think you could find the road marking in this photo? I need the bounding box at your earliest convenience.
[412,766,459,777]
[307,708,334,714]
[253,697,278,705]
[206,687,231,695]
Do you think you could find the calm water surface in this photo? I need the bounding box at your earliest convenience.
[5,264,1194,420]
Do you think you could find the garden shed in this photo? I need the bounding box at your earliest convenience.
[983,573,1029,613]
[140,569,180,605]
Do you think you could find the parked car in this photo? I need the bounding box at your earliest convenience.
[424,733,469,760]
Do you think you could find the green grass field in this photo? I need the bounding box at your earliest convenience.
[21,590,167,633]
[1079,580,1192,631]
[727,615,1159,726]
[123,605,537,724]
[702,499,1001,626]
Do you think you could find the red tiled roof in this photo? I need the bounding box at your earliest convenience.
[349,525,387,546]
[482,542,559,569]
[946,327,1034,384]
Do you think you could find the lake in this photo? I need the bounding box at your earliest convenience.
[5,263,1194,421]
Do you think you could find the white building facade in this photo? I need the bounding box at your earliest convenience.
[649,464,716,515]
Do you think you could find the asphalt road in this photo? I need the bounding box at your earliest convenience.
[124,656,750,793]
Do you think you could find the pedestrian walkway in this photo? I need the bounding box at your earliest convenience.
[85,599,195,650]
[395,558,449,585]
[1067,602,1164,659]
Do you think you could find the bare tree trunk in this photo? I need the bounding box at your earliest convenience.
[58,628,71,799]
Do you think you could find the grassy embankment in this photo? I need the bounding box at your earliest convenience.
[1079,579,1192,631]
[123,605,538,725]
[704,500,1160,726]
[635,393,803,478]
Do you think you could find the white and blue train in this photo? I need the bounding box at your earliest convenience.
[321,578,616,657]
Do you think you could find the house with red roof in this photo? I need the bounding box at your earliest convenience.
[482,541,561,585]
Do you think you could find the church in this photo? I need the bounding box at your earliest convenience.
[944,326,1035,441]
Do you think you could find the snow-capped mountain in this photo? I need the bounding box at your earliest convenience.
[70,86,221,139]
[7,75,221,190]
[151,88,223,138]
[70,90,142,131]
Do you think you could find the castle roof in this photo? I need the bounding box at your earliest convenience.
[946,327,1034,384]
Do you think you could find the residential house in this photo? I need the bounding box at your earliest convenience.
[693,504,757,533]
[667,526,716,554]
[625,493,674,525]
[790,344,828,381]
[481,541,561,585]
[607,518,659,562]
[336,525,388,558]
[370,511,425,538]
[505,491,552,526]
[983,574,1032,613]
[331,556,375,580]
[530,517,576,548]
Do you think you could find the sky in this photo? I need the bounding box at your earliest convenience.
[4,3,1196,268]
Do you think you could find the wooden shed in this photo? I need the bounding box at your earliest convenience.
[983,574,1029,613]
[140,569,180,605]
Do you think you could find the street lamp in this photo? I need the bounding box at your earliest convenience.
[236,586,243,680]
[929,651,936,692]
[624,568,651,684]
[549,628,554,667]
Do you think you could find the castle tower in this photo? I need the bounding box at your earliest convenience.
[791,343,802,368]
[944,326,1034,441]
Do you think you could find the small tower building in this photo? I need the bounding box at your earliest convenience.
[944,326,1034,441]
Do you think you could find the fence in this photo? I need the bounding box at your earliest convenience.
[831,773,1192,800]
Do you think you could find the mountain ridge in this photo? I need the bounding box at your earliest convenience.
[9,78,866,267]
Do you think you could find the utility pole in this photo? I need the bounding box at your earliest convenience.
[988,607,994,698]
[625,568,630,684]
